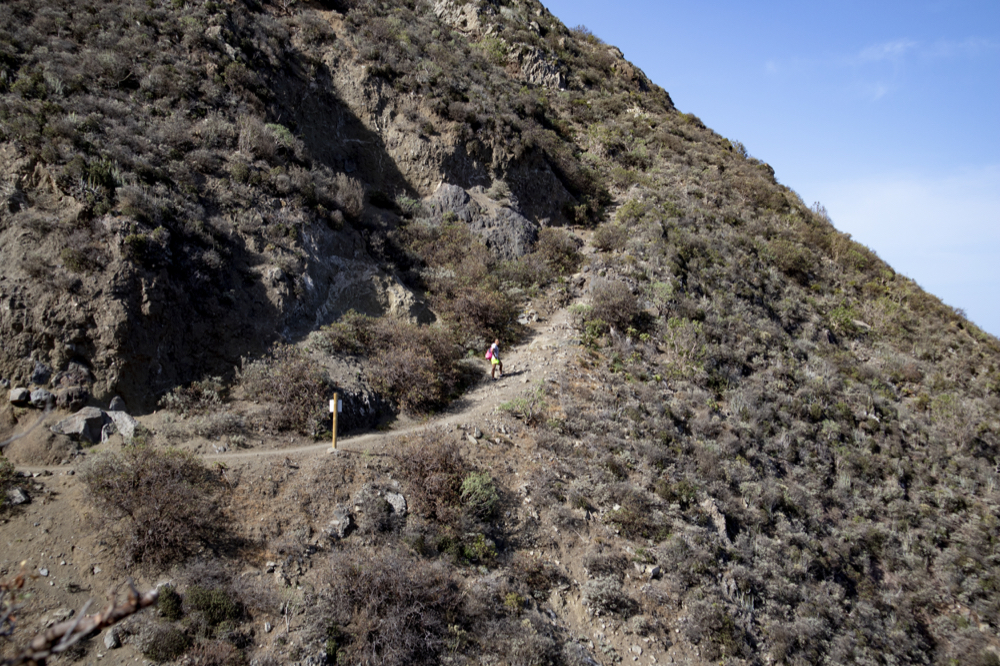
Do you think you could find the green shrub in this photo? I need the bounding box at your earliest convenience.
[143,624,191,662]
[461,533,497,563]
[158,585,184,621]
[460,471,499,520]
[186,585,243,626]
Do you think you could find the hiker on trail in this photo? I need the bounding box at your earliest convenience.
[487,338,503,380]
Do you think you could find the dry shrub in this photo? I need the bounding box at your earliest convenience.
[187,640,245,666]
[582,577,637,617]
[81,446,220,567]
[334,173,365,219]
[589,278,638,330]
[158,376,226,415]
[368,320,463,413]
[534,227,582,274]
[398,432,468,525]
[321,314,465,413]
[433,285,520,346]
[235,344,330,435]
[592,222,628,252]
[313,548,462,666]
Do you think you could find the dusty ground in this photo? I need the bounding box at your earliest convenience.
[1,285,698,666]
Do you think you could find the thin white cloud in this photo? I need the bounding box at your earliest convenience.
[765,35,998,76]
[853,40,918,64]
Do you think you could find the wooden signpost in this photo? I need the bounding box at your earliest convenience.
[329,393,342,451]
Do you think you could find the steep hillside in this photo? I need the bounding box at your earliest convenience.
[2,1,1000,666]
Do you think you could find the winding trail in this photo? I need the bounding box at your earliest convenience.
[12,305,581,473]
[203,305,579,461]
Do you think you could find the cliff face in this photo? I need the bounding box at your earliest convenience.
[2,1,1000,665]
[0,0,632,406]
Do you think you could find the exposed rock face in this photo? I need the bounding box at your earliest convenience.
[433,0,490,33]
[423,184,539,260]
[512,45,565,89]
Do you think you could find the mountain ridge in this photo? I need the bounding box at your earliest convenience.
[1,1,999,665]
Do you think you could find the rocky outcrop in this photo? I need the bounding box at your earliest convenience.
[512,45,565,89]
[422,184,539,260]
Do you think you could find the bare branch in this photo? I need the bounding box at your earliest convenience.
[1,580,158,666]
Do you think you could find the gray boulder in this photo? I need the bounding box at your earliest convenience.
[325,506,353,540]
[30,388,54,409]
[50,407,109,444]
[104,627,121,650]
[6,487,30,506]
[385,492,407,517]
[106,410,139,443]
[9,388,30,405]
[108,396,127,411]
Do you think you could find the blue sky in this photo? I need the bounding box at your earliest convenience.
[540,0,1000,338]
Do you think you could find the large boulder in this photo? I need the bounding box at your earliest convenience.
[50,407,109,444]
[8,388,30,405]
[106,410,139,443]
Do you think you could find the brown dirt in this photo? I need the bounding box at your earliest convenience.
[1,286,694,666]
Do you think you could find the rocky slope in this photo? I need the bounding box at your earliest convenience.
[2,1,1000,666]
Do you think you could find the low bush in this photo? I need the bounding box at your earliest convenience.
[186,585,243,627]
[312,548,462,666]
[158,585,184,621]
[143,624,191,662]
[235,345,330,435]
[159,376,226,415]
[534,227,582,275]
[460,472,499,520]
[81,446,221,567]
[398,433,468,525]
[592,222,628,252]
[582,576,637,617]
[589,278,639,331]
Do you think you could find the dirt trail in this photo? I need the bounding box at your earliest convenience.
[9,304,580,473]
[202,305,579,462]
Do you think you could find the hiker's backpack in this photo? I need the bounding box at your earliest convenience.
[485,347,493,360]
